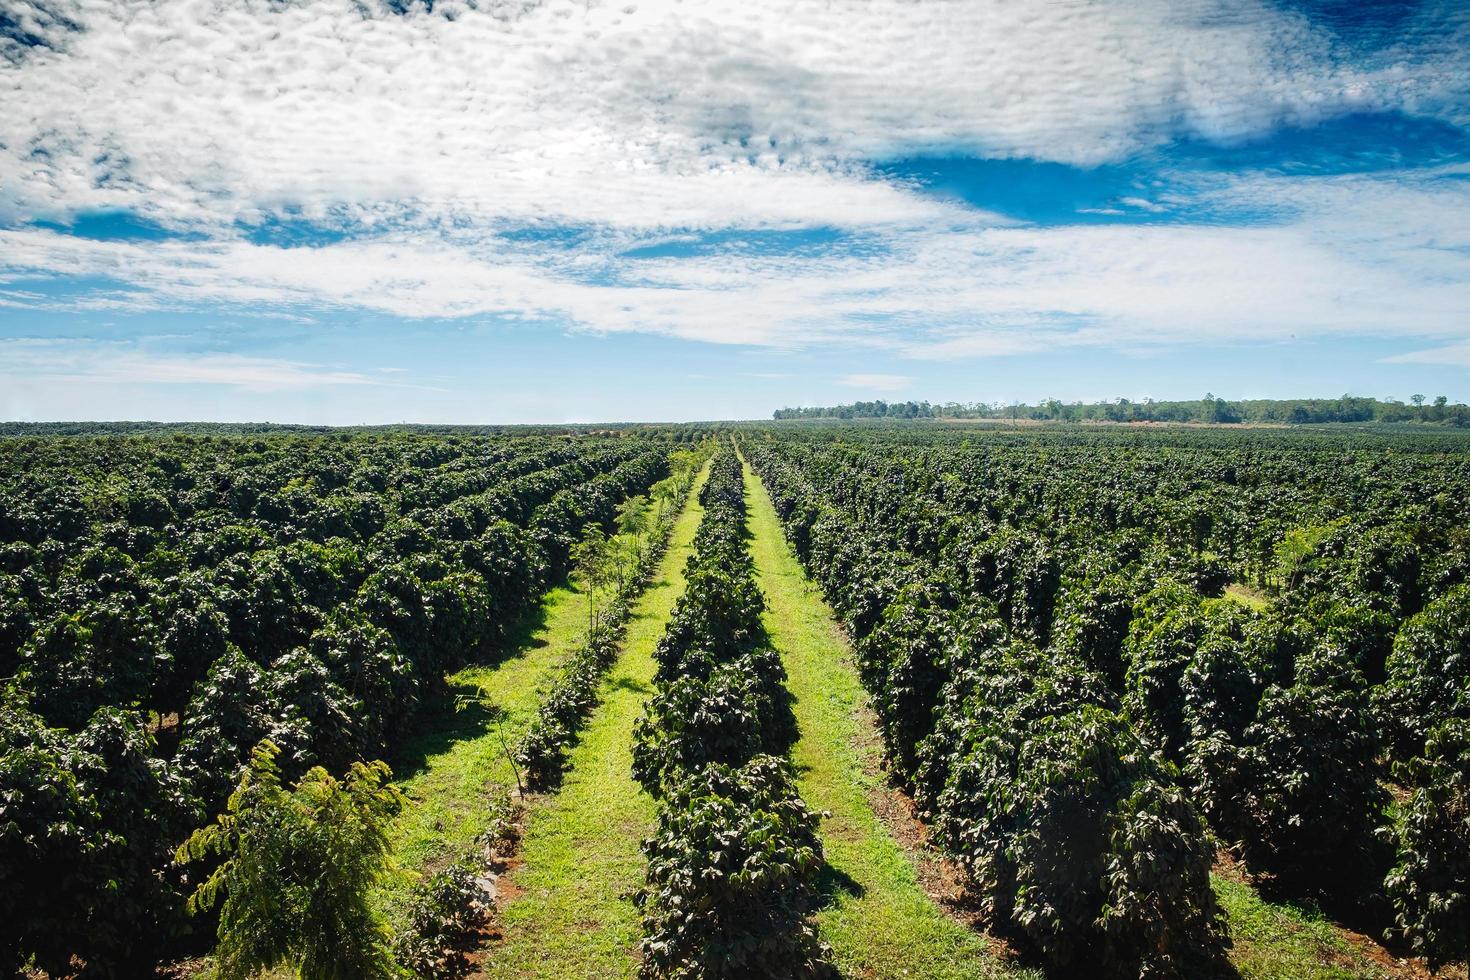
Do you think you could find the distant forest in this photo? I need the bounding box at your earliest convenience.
[773,394,1470,426]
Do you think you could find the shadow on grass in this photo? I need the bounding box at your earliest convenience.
[610,675,652,695]
[1245,864,1408,967]
[626,604,663,626]
[499,590,559,654]
[815,862,865,904]
[387,593,558,781]
[971,907,1240,980]
[390,686,509,783]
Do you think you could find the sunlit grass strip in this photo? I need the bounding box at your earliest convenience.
[382,460,704,964]
[514,456,706,788]
[741,456,1027,980]
[485,461,711,979]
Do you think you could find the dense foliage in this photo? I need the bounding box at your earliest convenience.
[745,422,1470,974]
[0,699,196,977]
[8,419,1470,974]
[634,447,831,978]
[1385,718,1470,970]
[0,430,675,973]
[641,757,828,979]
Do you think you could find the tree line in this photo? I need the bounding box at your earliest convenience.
[773,394,1470,426]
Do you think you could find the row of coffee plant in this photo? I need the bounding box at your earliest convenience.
[393,451,708,979]
[0,432,674,976]
[515,447,707,788]
[631,447,832,978]
[746,425,1470,973]
[393,792,522,979]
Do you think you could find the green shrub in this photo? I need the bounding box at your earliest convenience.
[1377,584,1470,763]
[393,859,488,980]
[633,651,794,796]
[654,563,767,676]
[950,525,1061,643]
[1193,674,1389,897]
[1050,567,1143,695]
[1125,592,1256,761]
[915,630,1104,815]
[1123,587,1211,760]
[176,648,312,811]
[638,756,831,979]
[1385,718,1470,971]
[0,700,195,977]
[937,705,1228,977]
[176,740,406,980]
[856,583,953,782]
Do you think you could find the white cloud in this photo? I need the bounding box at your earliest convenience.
[3,167,1469,357]
[0,338,395,391]
[1384,342,1470,368]
[839,373,912,392]
[1,0,1462,231]
[0,0,1465,366]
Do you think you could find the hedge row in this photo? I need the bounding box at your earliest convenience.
[393,793,521,980]
[747,429,1470,971]
[748,444,1230,977]
[398,454,708,978]
[516,456,705,789]
[632,447,831,979]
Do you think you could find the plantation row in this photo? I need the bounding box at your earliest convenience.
[515,449,706,790]
[631,447,832,978]
[745,427,1470,975]
[396,449,708,978]
[0,432,676,976]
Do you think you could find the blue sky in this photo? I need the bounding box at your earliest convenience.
[2,0,1468,422]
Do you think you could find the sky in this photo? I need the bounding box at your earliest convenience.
[1,0,1468,423]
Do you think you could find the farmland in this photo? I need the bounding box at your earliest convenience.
[2,423,1468,978]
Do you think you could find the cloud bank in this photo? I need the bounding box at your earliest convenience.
[1,0,1468,363]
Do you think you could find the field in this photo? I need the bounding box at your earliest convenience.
[2,424,1468,979]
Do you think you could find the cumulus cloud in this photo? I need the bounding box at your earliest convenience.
[3,0,1464,230]
[0,0,1467,365]
[3,166,1469,356]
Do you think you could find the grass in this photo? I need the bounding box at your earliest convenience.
[1215,875,1394,980]
[182,460,1415,980]
[484,461,710,979]
[381,485,679,914]
[741,459,1025,980]
[741,459,1404,980]
[386,587,581,880]
[1224,582,1272,611]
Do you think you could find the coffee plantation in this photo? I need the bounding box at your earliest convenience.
[3,422,1468,977]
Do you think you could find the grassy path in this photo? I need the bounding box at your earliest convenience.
[384,479,683,905]
[483,462,710,979]
[741,459,1021,980]
[1215,876,1404,980]
[385,581,586,906]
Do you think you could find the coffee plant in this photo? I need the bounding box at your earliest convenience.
[743,422,1470,974]
[633,446,832,978]
[0,429,677,973]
